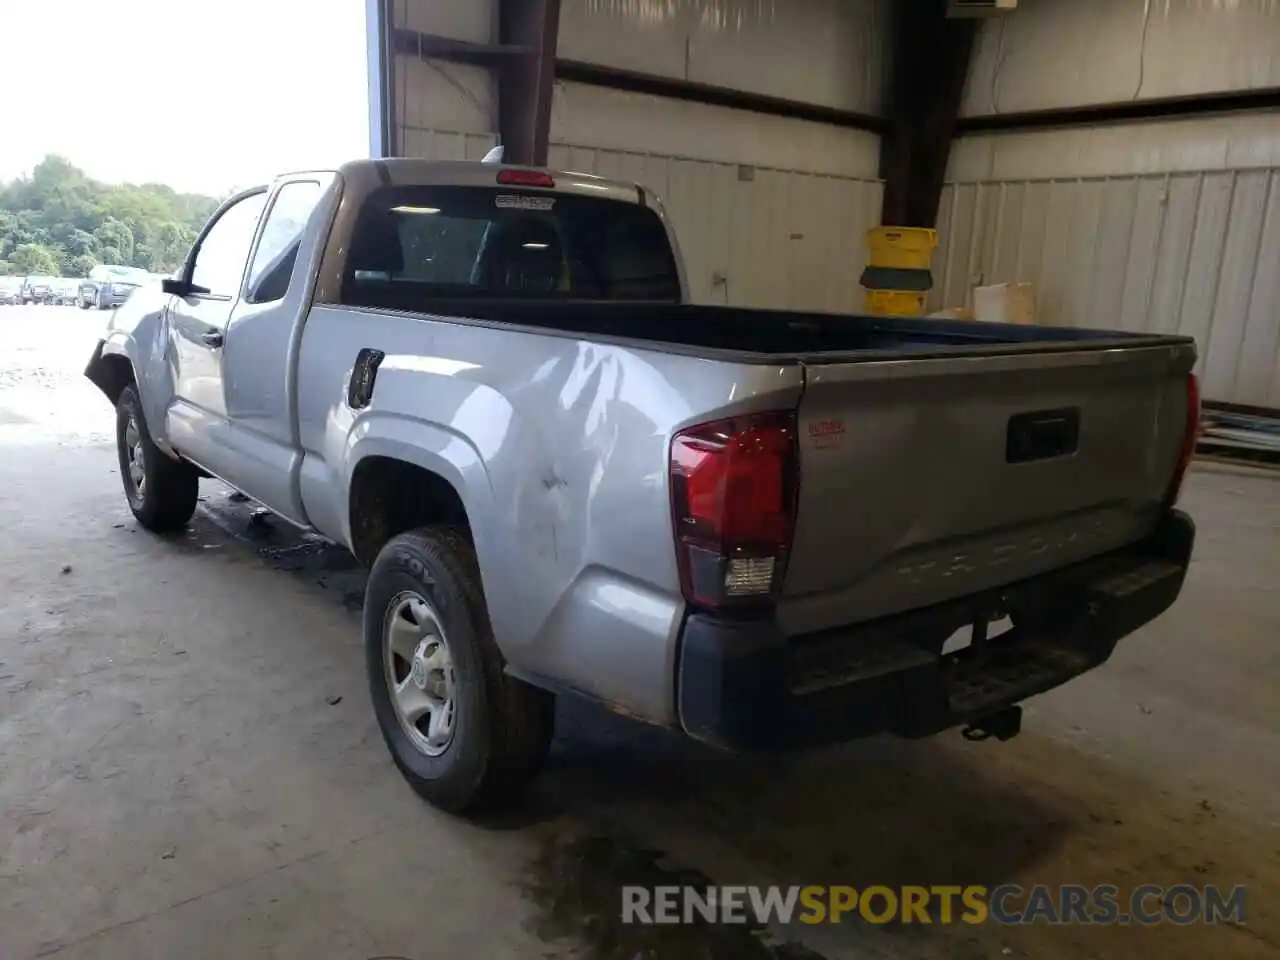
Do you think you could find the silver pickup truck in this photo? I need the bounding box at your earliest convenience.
[86,159,1200,812]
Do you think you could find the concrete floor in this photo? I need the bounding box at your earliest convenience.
[1,307,1277,959]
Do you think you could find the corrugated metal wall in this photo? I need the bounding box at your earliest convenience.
[389,0,887,311]
[391,55,497,159]
[386,0,500,157]
[559,0,890,115]
[550,0,888,308]
[934,169,1280,407]
[943,1,1280,407]
[550,81,882,309]
[937,117,1280,408]
[964,0,1280,116]
[548,141,880,310]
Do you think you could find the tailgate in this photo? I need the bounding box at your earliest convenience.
[780,341,1197,636]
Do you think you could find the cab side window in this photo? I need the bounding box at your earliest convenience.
[191,193,267,298]
[245,181,324,304]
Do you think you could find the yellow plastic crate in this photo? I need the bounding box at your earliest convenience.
[865,289,927,316]
[867,226,938,270]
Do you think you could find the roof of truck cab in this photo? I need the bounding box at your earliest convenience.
[316,158,646,205]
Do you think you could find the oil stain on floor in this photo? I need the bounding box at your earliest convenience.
[524,833,829,960]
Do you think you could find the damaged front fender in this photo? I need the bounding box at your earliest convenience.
[84,339,134,404]
[82,296,179,454]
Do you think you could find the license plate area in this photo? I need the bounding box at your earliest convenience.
[1006,407,1080,463]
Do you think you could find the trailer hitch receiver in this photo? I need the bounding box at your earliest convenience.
[961,705,1022,742]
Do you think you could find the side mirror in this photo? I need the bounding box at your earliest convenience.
[162,277,208,297]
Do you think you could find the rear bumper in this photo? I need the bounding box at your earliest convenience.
[676,509,1194,751]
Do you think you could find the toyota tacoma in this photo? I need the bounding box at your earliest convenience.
[85,159,1200,812]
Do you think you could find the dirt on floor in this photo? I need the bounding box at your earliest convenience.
[0,307,1277,959]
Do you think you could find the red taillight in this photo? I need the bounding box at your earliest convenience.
[669,412,798,609]
[496,169,556,188]
[1166,373,1201,505]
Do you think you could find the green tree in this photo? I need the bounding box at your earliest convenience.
[0,154,219,276]
[10,243,60,276]
[64,228,97,257]
[154,221,195,270]
[67,253,99,277]
[93,218,134,266]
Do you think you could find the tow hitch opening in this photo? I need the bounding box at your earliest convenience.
[961,705,1022,743]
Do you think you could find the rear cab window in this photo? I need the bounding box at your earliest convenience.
[245,180,324,304]
[340,184,681,308]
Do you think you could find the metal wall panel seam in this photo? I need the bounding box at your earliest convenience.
[1229,170,1273,402]
[1269,181,1280,405]
[965,183,985,292]
[1083,179,1110,327]
[1070,178,1100,327]
[1084,179,1105,326]
[1033,180,1057,321]
[990,182,1008,287]
[1117,177,1141,330]
[1264,173,1280,405]
[1012,179,1031,281]
[1136,175,1170,333]
[1172,172,1205,339]
[935,185,956,311]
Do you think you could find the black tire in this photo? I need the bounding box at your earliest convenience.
[79,298,91,310]
[365,528,554,813]
[116,384,199,532]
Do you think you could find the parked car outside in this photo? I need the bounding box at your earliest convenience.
[50,278,80,305]
[21,276,57,304]
[79,265,150,309]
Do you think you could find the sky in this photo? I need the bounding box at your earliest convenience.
[2,0,370,196]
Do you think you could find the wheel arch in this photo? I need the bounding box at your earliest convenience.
[343,426,494,570]
[85,343,136,406]
[88,328,178,454]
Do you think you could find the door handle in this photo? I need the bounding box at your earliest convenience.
[200,330,224,348]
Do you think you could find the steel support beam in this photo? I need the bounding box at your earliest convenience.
[497,0,562,166]
[366,0,396,156]
[389,30,537,69]
[555,60,887,135]
[878,0,978,227]
[958,87,1280,135]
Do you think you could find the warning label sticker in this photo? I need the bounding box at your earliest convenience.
[495,194,555,211]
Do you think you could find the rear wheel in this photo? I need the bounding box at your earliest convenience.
[365,528,554,813]
[116,385,199,532]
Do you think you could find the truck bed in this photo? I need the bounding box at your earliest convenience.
[366,295,1195,637]
[364,293,1190,360]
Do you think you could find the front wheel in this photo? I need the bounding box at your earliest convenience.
[365,528,554,813]
[116,385,199,532]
